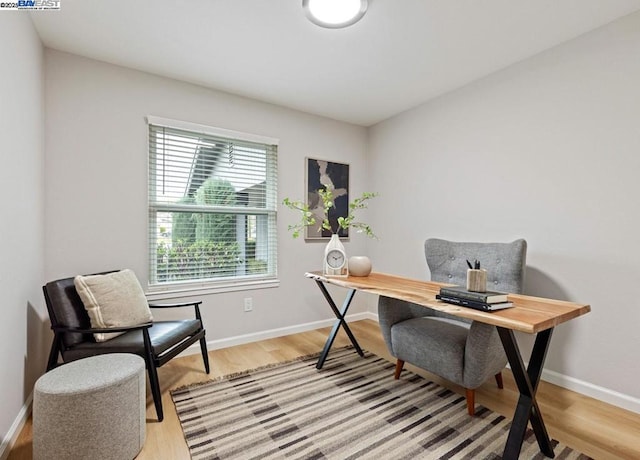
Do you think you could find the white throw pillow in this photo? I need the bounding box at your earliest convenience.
[74,269,153,342]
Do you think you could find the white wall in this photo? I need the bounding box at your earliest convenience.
[367,11,640,407]
[0,14,46,455]
[44,50,370,345]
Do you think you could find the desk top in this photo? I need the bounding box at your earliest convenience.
[306,271,590,334]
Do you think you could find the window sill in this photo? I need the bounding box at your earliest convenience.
[145,278,280,301]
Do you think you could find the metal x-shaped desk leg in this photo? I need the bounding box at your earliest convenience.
[497,327,555,459]
[315,280,365,369]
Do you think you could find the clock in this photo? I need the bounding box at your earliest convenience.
[323,247,349,277]
[326,249,346,269]
[323,234,349,277]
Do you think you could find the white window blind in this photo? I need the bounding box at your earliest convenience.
[147,118,278,290]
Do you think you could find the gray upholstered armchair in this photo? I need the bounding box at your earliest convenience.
[378,238,527,415]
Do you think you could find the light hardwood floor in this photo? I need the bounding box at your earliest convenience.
[8,319,640,459]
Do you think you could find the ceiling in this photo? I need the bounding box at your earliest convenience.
[31,0,640,127]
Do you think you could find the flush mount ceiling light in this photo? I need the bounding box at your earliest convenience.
[303,0,368,29]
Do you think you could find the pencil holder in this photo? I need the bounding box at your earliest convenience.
[466,269,487,292]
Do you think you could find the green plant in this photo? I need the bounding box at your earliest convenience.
[158,177,242,282]
[194,178,237,243]
[283,186,378,239]
[171,196,196,245]
[156,239,240,282]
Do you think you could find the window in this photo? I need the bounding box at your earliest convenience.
[147,116,278,292]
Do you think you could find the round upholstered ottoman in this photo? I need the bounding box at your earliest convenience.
[33,353,146,460]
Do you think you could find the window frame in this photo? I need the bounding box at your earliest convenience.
[146,116,279,298]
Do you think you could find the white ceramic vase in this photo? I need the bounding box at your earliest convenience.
[323,234,348,276]
[348,256,372,277]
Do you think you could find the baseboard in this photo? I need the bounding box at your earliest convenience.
[541,368,640,414]
[205,311,378,350]
[0,392,32,460]
[177,311,377,355]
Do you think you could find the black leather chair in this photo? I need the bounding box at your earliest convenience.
[43,274,210,422]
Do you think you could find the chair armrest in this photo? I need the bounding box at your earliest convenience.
[148,301,202,308]
[463,322,508,388]
[378,296,435,354]
[149,301,204,322]
[378,296,432,327]
[52,323,153,334]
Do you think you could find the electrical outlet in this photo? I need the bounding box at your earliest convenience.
[243,297,253,312]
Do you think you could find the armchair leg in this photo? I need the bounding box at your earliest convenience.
[200,336,210,374]
[147,364,163,422]
[465,388,475,416]
[142,329,164,422]
[394,359,404,380]
[495,372,504,389]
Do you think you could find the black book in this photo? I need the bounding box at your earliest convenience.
[439,285,508,304]
[436,294,514,311]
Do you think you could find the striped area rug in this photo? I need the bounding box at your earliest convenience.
[171,347,590,460]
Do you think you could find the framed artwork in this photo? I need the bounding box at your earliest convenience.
[305,157,350,240]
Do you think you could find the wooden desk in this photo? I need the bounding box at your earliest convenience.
[306,271,590,460]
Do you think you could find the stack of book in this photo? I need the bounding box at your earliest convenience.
[436,285,514,311]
